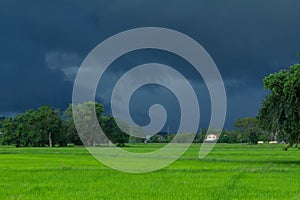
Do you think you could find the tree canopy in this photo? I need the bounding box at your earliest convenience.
[64,102,129,147]
[258,64,300,149]
[0,106,63,147]
[0,102,129,147]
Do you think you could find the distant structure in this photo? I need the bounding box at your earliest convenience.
[257,141,264,144]
[204,133,218,142]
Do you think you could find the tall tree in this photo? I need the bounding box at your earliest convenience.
[64,102,129,147]
[258,64,300,149]
[35,106,64,147]
[64,102,105,146]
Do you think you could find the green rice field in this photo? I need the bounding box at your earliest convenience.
[0,144,299,199]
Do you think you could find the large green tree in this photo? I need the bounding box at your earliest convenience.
[35,106,64,147]
[64,102,104,146]
[258,64,300,149]
[64,102,129,147]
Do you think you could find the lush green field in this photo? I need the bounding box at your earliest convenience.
[0,144,299,199]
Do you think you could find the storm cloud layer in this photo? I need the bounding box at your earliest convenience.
[0,0,299,130]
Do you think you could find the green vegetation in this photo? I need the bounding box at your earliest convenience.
[0,102,129,147]
[0,144,299,199]
[0,106,64,147]
[64,102,129,147]
[1,65,299,148]
[258,64,300,149]
[0,60,299,199]
[233,117,269,144]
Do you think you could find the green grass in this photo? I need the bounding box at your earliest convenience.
[0,144,299,199]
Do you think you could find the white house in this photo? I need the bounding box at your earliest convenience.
[204,134,218,142]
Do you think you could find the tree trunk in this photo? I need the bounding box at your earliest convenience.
[49,132,53,147]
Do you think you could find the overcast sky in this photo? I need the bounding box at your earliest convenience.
[0,0,299,131]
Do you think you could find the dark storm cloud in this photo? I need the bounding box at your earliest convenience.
[0,0,299,129]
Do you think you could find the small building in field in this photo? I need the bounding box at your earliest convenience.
[204,134,218,142]
[257,141,264,144]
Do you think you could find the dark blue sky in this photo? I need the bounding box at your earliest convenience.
[0,0,299,130]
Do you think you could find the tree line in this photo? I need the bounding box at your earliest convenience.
[150,120,272,145]
[0,64,299,149]
[0,102,129,147]
[141,63,300,148]
[220,63,300,148]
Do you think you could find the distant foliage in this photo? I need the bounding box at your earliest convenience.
[0,102,129,147]
[0,106,63,147]
[234,117,269,144]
